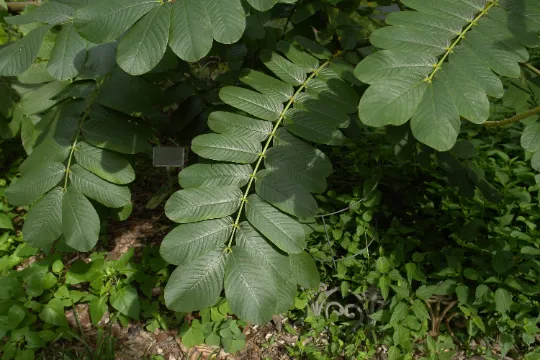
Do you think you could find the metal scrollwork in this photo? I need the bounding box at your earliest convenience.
[310,283,388,330]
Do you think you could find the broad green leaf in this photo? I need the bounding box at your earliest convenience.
[5,2,74,25]
[160,217,233,265]
[0,25,53,76]
[169,0,212,62]
[224,246,277,324]
[293,93,350,129]
[117,4,171,75]
[192,133,261,164]
[291,36,330,59]
[208,111,272,142]
[179,163,252,189]
[255,170,318,217]
[110,285,140,320]
[411,299,429,322]
[385,11,463,37]
[69,165,131,208]
[220,86,283,122]
[74,142,135,185]
[82,107,151,154]
[19,116,78,175]
[494,288,512,314]
[290,251,319,289]
[0,214,13,230]
[165,187,242,223]
[20,81,70,116]
[246,0,278,11]
[245,194,305,254]
[276,40,319,72]
[8,305,25,329]
[411,81,460,151]
[22,187,64,250]
[47,23,87,80]
[111,202,133,222]
[62,186,100,252]
[239,69,294,103]
[275,278,296,314]
[74,0,160,43]
[359,74,427,127]
[521,124,540,152]
[456,284,469,304]
[39,298,67,327]
[203,0,245,44]
[520,246,540,256]
[284,108,345,145]
[165,250,227,312]
[6,162,65,206]
[89,296,108,325]
[389,302,409,325]
[370,26,449,55]
[82,42,117,78]
[236,222,291,282]
[98,69,162,115]
[260,50,306,86]
[449,45,504,98]
[304,77,358,114]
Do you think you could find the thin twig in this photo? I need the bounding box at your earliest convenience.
[483,105,540,127]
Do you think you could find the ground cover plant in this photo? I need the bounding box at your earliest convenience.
[0,0,539,358]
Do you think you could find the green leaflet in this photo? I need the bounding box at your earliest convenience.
[255,169,318,218]
[19,116,79,175]
[20,81,70,116]
[81,106,151,154]
[169,0,212,63]
[260,50,307,86]
[224,246,277,325]
[160,217,233,265]
[165,187,242,223]
[164,250,227,312]
[276,40,319,72]
[74,0,160,43]
[290,251,320,289]
[192,133,262,164]
[6,162,65,206]
[236,222,291,283]
[246,0,278,12]
[239,69,294,103]
[207,112,273,142]
[110,285,140,320]
[521,124,540,152]
[5,2,75,25]
[284,108,345,145]
[410,81,460,152]
[219,86,283,122]
[117,4,171,76]
[22,187,64,250]
[47,23,87,81]
[245,194,306,254]
[356,0,539,150]
[203,0,245,44]
[62,186,100,252]
[179,164,252,189]
[73,142,135,185]
[69,165,131,208]
[0,25,54,76]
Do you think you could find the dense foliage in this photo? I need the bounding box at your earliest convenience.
[1,0,540,358]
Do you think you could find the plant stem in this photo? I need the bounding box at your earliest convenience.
[523,63,540,77]
[483,106,540,127]
[62,91,99,190]
[225,54,339,249]
[426,1,495,82]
